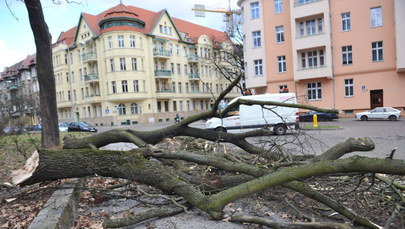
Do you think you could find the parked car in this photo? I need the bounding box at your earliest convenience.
[355,107,401,121]
[67,122,97,132]
[58,122,69,132]
[299,111,339,122]
[2,126,26,135]
[24,124,42,131]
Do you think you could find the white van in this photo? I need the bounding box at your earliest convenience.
[205,93,300,135]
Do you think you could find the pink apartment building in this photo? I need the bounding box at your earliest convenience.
[238,0,405,116]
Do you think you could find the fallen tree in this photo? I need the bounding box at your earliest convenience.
[9,81,404,228]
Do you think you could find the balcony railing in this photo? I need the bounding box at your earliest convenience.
[187,54,199,62]
[154,69,172,77]
[188,72,200,80]
[153,49,171,57]
[82,52,97,62]
[84,73,99,82]
[156,89,173,93]
[7,85,19,90]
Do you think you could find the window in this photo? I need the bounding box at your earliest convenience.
[131,58,137,70]
[372,41,383,61]
[250,2,260,19]
[130,35,135,47]
[317,18,323,33]
[254,59,263,76]
[276,26,284,43]
[112,81,117,94]
[172,82,176,92]
[341,12,351,31]
[277,56,286,73]
[178,82,182,93]
[170,63,175,74]
[130,103,139,114]
[176,45,179,55]
[306,20,316,35]
[133,80,139,92]
[342,46,352,65]
[177,63,181,74]
[344,79,354,97]
[307,82,322,100]
[370,7,382,27]
[308,50,318,67]
[120,58,126,70]
[173,101,177,112]
[110,59,115,72]
[300,49,325,69]
[252,31,261,48]
[122,80,128,93]
[118,103,126,115]
[301,53,306,68]
[118,35,124,48]
[274,0,283,14]
[108,36,113,49]
[299,18,323,37]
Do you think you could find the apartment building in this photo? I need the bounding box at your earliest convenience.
[0,54,40,124]
[53,4,240,126]
[238,0,405,115]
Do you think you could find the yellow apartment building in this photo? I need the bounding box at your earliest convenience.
[52,4,240,127]
[238,0,405,116]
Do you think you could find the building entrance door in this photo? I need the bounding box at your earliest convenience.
[370,90,383,109]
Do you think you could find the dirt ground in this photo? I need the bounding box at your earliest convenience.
[1,137,405,228]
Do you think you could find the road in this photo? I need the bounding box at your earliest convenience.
[97,118,405,160]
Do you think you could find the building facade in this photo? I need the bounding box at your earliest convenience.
[53,4,240,127]
[238,0,405,115]
[0,54,40,125]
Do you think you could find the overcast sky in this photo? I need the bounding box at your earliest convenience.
[0,0,238,71]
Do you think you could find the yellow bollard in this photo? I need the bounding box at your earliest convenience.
[313,114,318,128]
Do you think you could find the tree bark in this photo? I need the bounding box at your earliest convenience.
[24,0,59,148]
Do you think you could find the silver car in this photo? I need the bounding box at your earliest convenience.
[355,107,401,121]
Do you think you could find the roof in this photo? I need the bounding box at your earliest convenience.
[55,3,229,46]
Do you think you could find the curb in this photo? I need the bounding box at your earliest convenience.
[28,180,80,229]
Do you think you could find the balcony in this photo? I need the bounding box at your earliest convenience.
[82,52,97,62]
[84,94,101,103]
[153,49,171,58]
[294,0,323,7]
[84,73,99,82]
[7,85,19,90]
[154,69,172,78]
[187,54,199,62]
[188,72,200,80]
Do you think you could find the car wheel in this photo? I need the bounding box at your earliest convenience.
[360,115,368,121]
[274,124,287,135]
[215,127,227,132]
[389,115,397,121]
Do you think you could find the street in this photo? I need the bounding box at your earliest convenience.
[97,118,405,160]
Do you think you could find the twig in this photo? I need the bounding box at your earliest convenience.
[137,186,189,213]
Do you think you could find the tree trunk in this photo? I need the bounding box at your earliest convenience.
[24,0,59,148]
